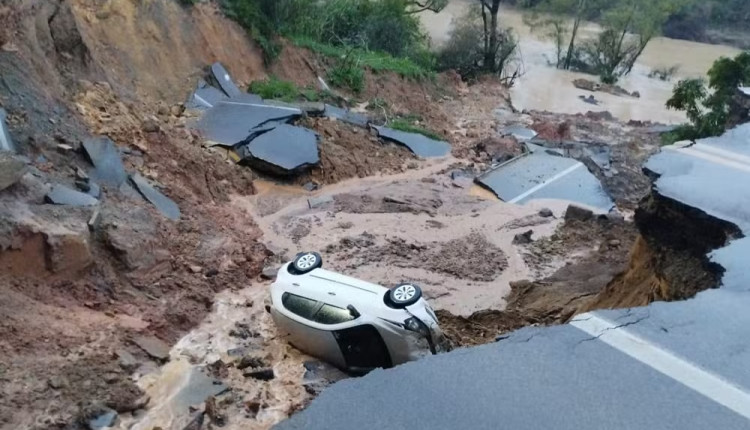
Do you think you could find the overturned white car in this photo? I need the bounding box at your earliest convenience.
[270,252,449,373]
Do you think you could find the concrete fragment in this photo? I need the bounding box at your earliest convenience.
[187,79,228,110]
[57,143,74,153]
[132,335,170,361]
[211,62,242,98]
[238,124,319,175]
[45,184,99,206]
[196,102,301,147]
[0,152,27,191]
[503,126,538,142]
[0,108,15,152]
[308,195,333,209]
[374,126,450,158]
[243,368,275,381]
[115,349,139,372]
[130,174,180,220]
[82,136,128,186]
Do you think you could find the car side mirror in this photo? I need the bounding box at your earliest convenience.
[347,305,361,318]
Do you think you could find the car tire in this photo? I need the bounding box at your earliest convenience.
[291,251,322,274]
[388,283,422,308]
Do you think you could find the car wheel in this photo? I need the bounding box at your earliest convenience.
[388,283,422,308]
[292,251,322,274]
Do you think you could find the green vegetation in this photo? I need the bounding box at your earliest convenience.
[388,117,443,141]
[248,76,335,102]
[649,65,680,81]
[665,51,750,142]
[218,0,443,88]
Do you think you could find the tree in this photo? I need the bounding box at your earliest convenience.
[666,51,750,140]
[406,0,448,13]
[479,0,503,71]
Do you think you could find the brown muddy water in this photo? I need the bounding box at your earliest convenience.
[420,0,741,124]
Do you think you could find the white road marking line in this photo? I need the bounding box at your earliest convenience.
[571,313,750,420]
[509,162,583,204]
[193,93,212,108]
[664,145,750,173]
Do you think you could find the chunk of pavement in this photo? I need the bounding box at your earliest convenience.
[374,126,450,158]
[260,265,279,280]
[308,195,333,209]
[187,79,228,110]
[451,176,474,189]
[211,62,242,98]
[0,152,27,191]
[265,100,325,116]
[238,124,319,175]
[538,208,554,218]
[228,92,265,105]
[0,108,16,152]
[302,181,319,192]
[129,174,180,220]
[88,409,117,430]
[512,229,534,245]
[243,367,275,381]
[565,204,594,222]
[196,102,301,147]
[236,355,267,370]
[132,335,170,361]
[503,126,538,142]
[324,104,369,127]
[82,136,128,186]
[45,184,99,206]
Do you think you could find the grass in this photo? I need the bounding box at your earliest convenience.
[248,76,335,103]
[389,118,443,141]
[291,36,434,81]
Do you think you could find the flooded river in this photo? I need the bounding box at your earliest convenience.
[420,0,741,124]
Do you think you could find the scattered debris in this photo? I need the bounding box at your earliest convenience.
[237,124,320,175]
[324,104,369,127]
[512,230,534,245]
[81,136,128,186]
[129,174,180,220]
[579,94,600,105]
[261,265,279,279]
[236,356,267,370]
[87,408,118,430]
[132,335,171,361]
[243,368,275,381]
[502,126,538,142]
[564,205,594,222]
[0,108,15,152]
[0,152,27,191]
[45,184,99,206]
[477,152,613,212]
[374,126,450,158]
[538,208,554,218]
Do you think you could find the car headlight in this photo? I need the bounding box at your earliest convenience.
[404,317,430,337]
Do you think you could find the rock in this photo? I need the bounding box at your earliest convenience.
[0,152,28,191]
[606,211,625,223]
[142,119,160,133]
[189,265,203,274]
[75,166,89,181]
[115,349,139,372]
[132,335,170,361]
[608,239,622,247]
[308,195,334,209]
[56,143,74,153]
[236,356,267,370]
[46,233,94,273]
[302,181,319,192]
[243,368,275,381]
[337,221,354,229]
[103,372,120,384]
[260,265,279,279]
[512,230,534,245]
[538,208,554,218]
[205,396,226,426]
[87,408,117,430]
[564,205,594,222]
[75,179,91,192]
[451,176,474,189]
[171,104,185,117]
[48,376,65,389]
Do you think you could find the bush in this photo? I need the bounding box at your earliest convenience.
[248,76,299,101]
[328,59,365,93]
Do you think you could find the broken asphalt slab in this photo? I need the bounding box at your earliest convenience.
[503,125,538,142]
[477,152,614,212]
[196,102,302,147]
[82,136,128,186]
[132,335,171,361]
[324,105,369,127]
[0,108,15,152]
[210,62,242,98]
[237,124,319,175]
[45,184,99,206]
[187,79,228,110]
[374,126,450,158]
[130,174,180,220]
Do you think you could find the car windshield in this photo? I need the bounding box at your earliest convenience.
[282,293,356,325]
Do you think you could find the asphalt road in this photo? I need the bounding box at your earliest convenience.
[274,124,750,430]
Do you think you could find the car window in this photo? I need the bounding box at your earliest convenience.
[281,293,320,320]
[313,304,356,325]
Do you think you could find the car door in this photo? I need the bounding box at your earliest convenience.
[333,323,392,374]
